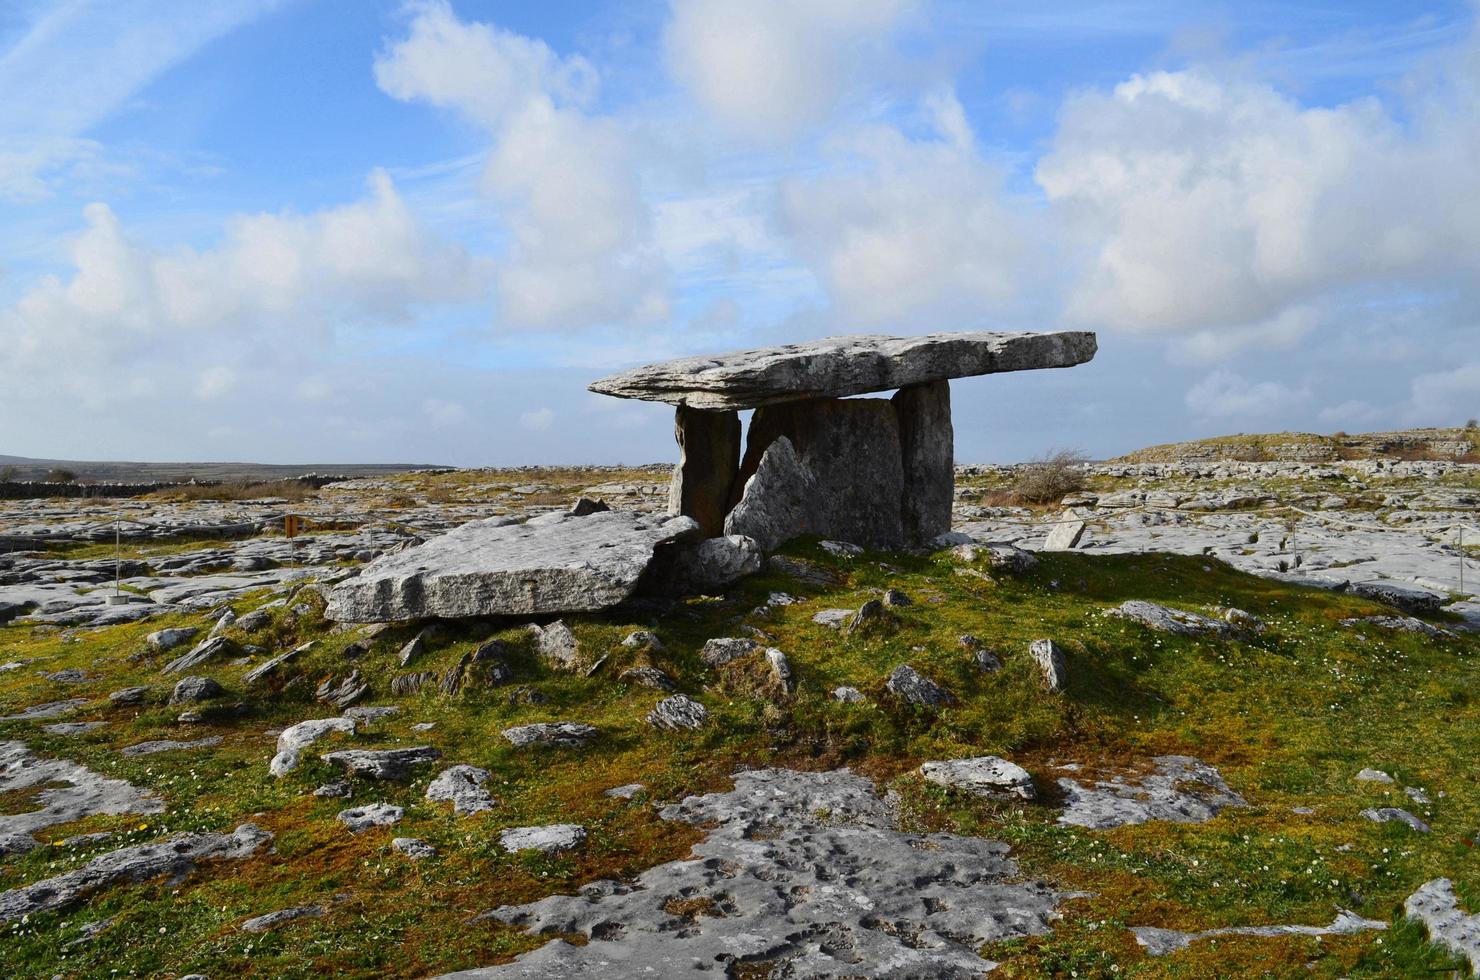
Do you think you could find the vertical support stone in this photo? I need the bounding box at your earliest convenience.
[668,405,740,538]
[893,381,953,546]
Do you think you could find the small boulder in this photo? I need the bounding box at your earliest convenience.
[700,637,760,667]
[885,664,954,707]
[108,686,149,707]
[647,694,709,731]
[240,904,323,933]
[146,627,198,653]
[499,823,586,854]
[426,765,496,815]
[501,722,598,748]
[320,746,441,781]
[337,802,404,833]
[1029,639,1067,692]
[529,620,581,671]
[1361,807,1431,833]
[831,686,865,703]
[920,756,1037,801]
[619,666,677,691]
[393,837,437,859]
[168,676,223,706]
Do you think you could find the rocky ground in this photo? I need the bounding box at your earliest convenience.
[1,457,1477,977]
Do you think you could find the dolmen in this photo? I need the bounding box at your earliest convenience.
[328,330,1094,623]
[590,331,1096,549]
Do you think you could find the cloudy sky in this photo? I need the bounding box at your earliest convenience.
[2,0,1477,466]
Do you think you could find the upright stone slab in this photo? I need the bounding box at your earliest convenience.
[667,406,740,538]
[724,437,812,549]
[893,381,953,546]
[739,398,905,550]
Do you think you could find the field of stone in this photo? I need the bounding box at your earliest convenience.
[2,451,1477,978]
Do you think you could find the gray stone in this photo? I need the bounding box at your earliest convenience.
[567,496,610,517]
[501,722,598,748]
[394,837,437,859]
[1351,581,1445,614]
[1029,639,1067,691]
[337,802,404,832]
[41,721,105,736]
[241,904,324,932]
[242,641,311,685]
[270,717,356,776]
[644,534,761,595]
[1404,878,1480,976]
[604,783,646,799]
[45,667,92,683]
[619,666,677,691]
[1360,807,1431,832]
[920,756,1037,801]
[326,510,701,623]
[587,331,1098,410]
[427,765,497,815]
[316,670,367,709]
[162,635,236,675]
[811,608,854,628]
[886,664,954,707]
[1356,768,1395,784]
[0,823,270,922]
[700,637,761,666]
[1107,600,1232,637]
[0,833,39,856]
[321,746,441,781]
[848,598,888,633]
[391,671,437,696]
[529,620,580,671]
[0,741,162,837]
[1043,510,1087,551]
[120,736,222,757]
[723,436,812,551]
[667,405,741,538]
[445,768,1064,979]
[499,823,587,854]
[145,627,198,652]
[1057,756,1247,829]
[108,686,149,707]
[236,609,272,632]
[832,685,865,703]
[737,398,905,550]
[646,694,709,731]
[981,544,1040,574]
[1341,615,1457,638]
[168,675,223,705]
[313,781,352,798]
[1133,910,1386,957]
[764,648,793,695]
[620,630,664,652]
[893,381,954,546]
[819,540,865,557]
[881,588,912,606]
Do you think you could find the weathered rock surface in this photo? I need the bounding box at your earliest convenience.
[1404,878,1480,975]
[1107,600,1233,637]
[893,381,954,545]
[168,675,223,705]
[0,824,270,922]
[1058,756,1247,829]
[444,768,1063,979]
[270,717,356,776]
[588,331,1098,410]
[501,722,598,748]
[1360,806,1431,832]
[241,904,324,932]
[699,636,761,666]
[326,511,700,622]
[1133,910,1386,956]
[529,620,581,670]
[499,823,587,854]
[722,436,813,550]
[642,534,761,595]
[667,405,740,537]
[394,837,438,859]
[120,736,222,757]
[619,666,676,691]
[921,756,1037,801]
[320,746,441,781]
[337,802,404,832]
[2,697,89,720]
[426,765,497,815]
[1043,510,1088,551]
[886,664,954,706]
[145,627,198,652]
[1030,639,1067,691]
[646,694,709,731]
[1350,581,1445,614]
[0,741,162,838]
[162,635,236,675]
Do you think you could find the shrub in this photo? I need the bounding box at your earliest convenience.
[43,467,77,483]
[1466,418,1478,430]
[1012,449,1089,504]
[0,465,18,482]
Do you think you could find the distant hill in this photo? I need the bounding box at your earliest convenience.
[0,454,442,484]
[1115,426,1480,464]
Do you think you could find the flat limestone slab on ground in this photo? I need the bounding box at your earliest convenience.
[588,331,1097,410]
[326,511,699,622]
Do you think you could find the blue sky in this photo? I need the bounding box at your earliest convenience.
[1,0,1477,465]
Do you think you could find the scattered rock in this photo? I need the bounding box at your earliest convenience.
[498,823,587,854]
[145,627,198,653]
[321,747,441,781]
[1107,600,1232,638]
[981,544,1040,574]
[1043,510,1087,551]
[1350,582,1445,615]
[1356,768,1395,784]
[644,534,762,595]
[1058,756,1247,829]
[568,496,610,517]
[0,741,162,837]
[391,671,438,696]
[168,675,223,705]
[108,686,149,707]
[241,904,324,933]
[699,637,760,667]
[316,670,368,709]
[529,620,581,671]
[0,824,270,922]
[242,642,310,686]
[41,721,104,736]
[1029,639,1067,691]
[646,694,709,731]
[337,802,404,833]
[120,736,222,757]
[847,598,889,633]
[620,630,664,652]
[604,783,645,799]
[501,723,598,748]
[269,717,357,776]
[810,608,853,629]
[162,635,236,675]
[44,667,92,683]
[920,756,1037,801]
[831,686,865,703]
[235,609,272,632]
[1360,807,1431,832]
[1340,615,1456,638]
[394,837,437,859]
[313,782,352,798]
[426,765,497,815]
[881,588,911,606]
[1133,910,1386,957]
[619,666,677,691]
[1404,878,1480,975]
[885,664,954,707]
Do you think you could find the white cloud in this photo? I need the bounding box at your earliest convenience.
[1169,305,1323,366]
[1403,361,1480,425]
[377,1,664,331]
[781,91,1036,326]
[519,407,555,431]
[1185,369,1309,419]
[422,397,468,427]
[664,0,915,142]
[0,170,484,398]
[194,366,237,400]
[0,0,287,199]
[1037,41,1480,334]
